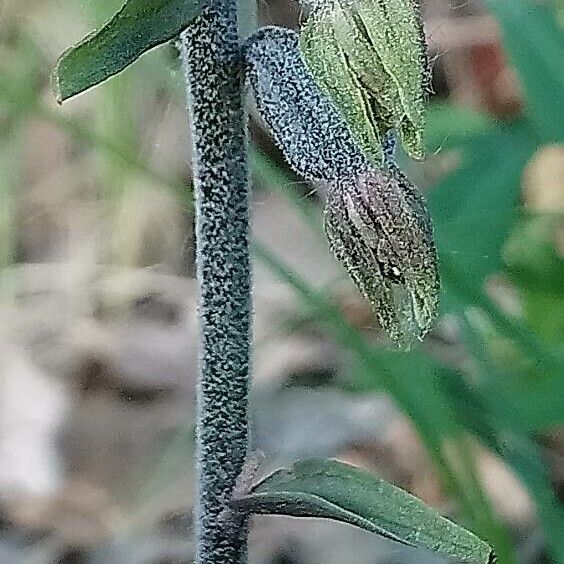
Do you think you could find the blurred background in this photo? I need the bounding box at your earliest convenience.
[1,0,564,562]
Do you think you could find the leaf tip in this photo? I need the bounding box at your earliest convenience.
[51,70,64,105]
[51,50,72,104]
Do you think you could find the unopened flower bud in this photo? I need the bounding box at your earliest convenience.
[324,168,439,347]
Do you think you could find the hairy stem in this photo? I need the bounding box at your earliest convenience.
[180,1,251,562]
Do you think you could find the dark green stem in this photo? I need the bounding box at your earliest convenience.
[180,1,251,562]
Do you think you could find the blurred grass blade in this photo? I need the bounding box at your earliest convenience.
[53,0,204,103]
[459,321,564,563]
[250,147,324,236]
[233,458,495,564]
[425,103,493,153]
[483,0,564,140]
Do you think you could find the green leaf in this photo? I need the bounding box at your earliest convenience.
[505,215,564,342]
[429,121,537,297]
[233,458,495,563]
[53,0,204,103]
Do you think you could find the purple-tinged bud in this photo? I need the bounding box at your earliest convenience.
[325,168,439,347]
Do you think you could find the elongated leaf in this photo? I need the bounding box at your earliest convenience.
[53,0,204,102]
[233,458,495,563]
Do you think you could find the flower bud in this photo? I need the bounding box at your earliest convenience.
[244,27,371,180]
[324,168,439,347]
[299,0,428,165]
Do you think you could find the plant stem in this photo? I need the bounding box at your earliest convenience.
[180,1,251,562]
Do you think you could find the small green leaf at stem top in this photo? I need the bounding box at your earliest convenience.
[232,458,496,564]
[299,0,428,166]
[52,0,205,103]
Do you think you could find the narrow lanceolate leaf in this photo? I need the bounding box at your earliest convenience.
[53,0,205,103]
[232,459,495,564]
[244,26,371,181]
[325,168,439,348]
[299,0,428,164]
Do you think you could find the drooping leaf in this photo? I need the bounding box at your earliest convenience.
[244,26,371,180]
[232,458,495,564]
[53,0,205,103]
